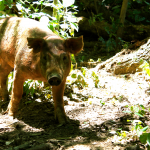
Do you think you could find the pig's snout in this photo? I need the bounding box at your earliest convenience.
[48,74,62,86]
[49,77,61,86]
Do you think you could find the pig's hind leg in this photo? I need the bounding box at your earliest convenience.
[0,61,13,101]
[7,69,25,117]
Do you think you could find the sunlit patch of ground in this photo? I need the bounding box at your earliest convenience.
[0,68,150,149]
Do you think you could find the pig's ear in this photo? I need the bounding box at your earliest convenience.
[27,38,46,53]
[64,36,84,55]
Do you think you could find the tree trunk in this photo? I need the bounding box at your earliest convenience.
[116,0,128,50]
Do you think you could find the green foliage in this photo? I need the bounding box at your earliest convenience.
[132,120,150,146]
[116,130,127,139]
[91,71,100,88]
[140,60,150,76]
[133,10,145,23]
[88,13,104,26]
[100,100,105,106]
[8,72,43,97]
[98,17,124,52]
[99,36,116,52]
[8,72,13,92]
[71,54,76,64]
[70,54,77,72]
[70,66,101,89]
[88,0,150,51]
[88,12,121,52]
[81,67,100,88]
[79,56,85,62]
[89,59,94,62]
[122,41,130,49]
[0,0,14,18]
[88,11,123,52]
[124,104,146,117]
[140,132,150,145]
[0,0,12,11]
[97,58,101,62]
[124,104,150,147]
[0,0,78,39]
[23,80,34,96]
[112,5,121,14]
[103,0,150,24]
[81,67,87,77]
[47,0,78,38]
[71,71,88,89]
[23,80,43,97]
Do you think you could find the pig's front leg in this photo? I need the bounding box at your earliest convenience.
[7,71,24,117]
[52,78,67,125]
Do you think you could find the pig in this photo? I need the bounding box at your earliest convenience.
[0,17,83,125]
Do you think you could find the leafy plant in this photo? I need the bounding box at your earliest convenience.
[112,5,121,15]
[89,59,94,62]
[130,119,150,147]
[88,12,123,52]
[88,12,122,52]
[71,54,76,64]
[140,60,150,76]
[133,120,148,137]
[71,72,88,89]
[97,58,101,62]
[0,0,14,18]
[23,80,34,96]
[71,67,100,88]
[23,80,43,97]
[124,104,146,117]
[47,0,78,38]
[8,72,43,97]
[88,13,104,26]
[81,67,87,77]
[124,104,150,147]
[0,0,79,39]
[79,56,85,62]
[128,9,145,23]
[100,100,105,106]
[98,17,124,52]
[116,130,127,139]
[8,72,13,93]
[91,71,100,88]
[139,132,150,146]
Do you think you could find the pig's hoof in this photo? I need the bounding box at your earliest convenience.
[59,119,67,126]
[57,117,69,127]
[55,108,68,125]
[2,109,15,116]
[2,109,8,115]
[8,111,14,116]
[8,110,17,117]
[5,108,17,118]
[55,114,68,126]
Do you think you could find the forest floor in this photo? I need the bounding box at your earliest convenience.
[0,49,150,150]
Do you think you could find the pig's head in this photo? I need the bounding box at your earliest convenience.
[27,36,83,86]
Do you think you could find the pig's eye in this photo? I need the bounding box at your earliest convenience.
[43,56,47,60]
[63,56,67,61]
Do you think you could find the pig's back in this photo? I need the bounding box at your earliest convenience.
[0,17,54,68]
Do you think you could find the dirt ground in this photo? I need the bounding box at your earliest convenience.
[0,50,150,150]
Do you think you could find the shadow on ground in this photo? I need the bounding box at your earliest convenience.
[0,90,142,150]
